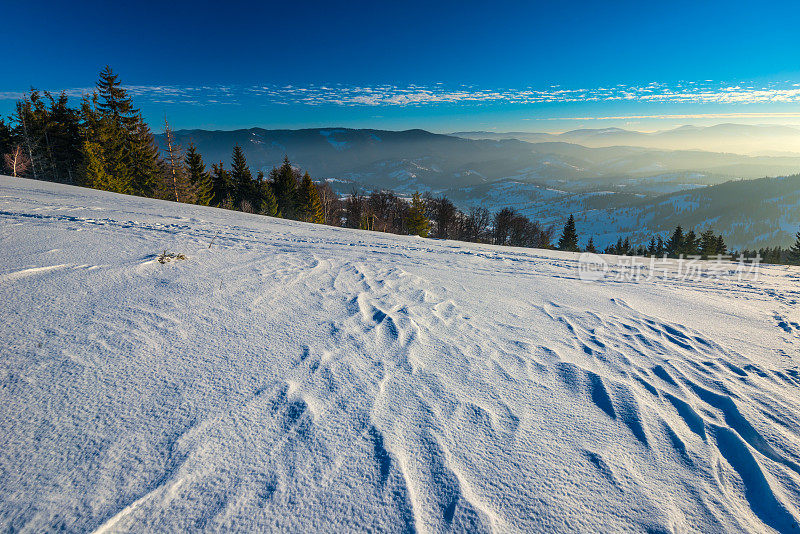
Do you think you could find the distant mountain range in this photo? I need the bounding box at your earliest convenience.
[442,174,800,249]
[158,126,800,249]
[452,124,800,156]
[163,127,800,191]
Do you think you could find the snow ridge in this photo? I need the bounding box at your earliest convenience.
[1,176,800,533]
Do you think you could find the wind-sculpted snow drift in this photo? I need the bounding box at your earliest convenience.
[2,176,800,533]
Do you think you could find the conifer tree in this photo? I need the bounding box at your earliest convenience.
[699,229,718,258]
[684,229,700,256]
[210,161,232,208]
[82,67,161,195]
[647,237,657,256]
[585,236,597,253]
[257,170,280,217]
[557,214,579,251]
[12,93,44,180]
[272,156,298,219]
[185,143,213,206]
[788,228,800,265]
[230,145,254,210]
[297,172,324,223]
[10,91,83,183]
[666,226,684,257]
[406,191,428,237]
[715,235,727,257]
[0,118,12,159]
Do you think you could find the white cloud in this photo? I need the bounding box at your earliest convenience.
[5,80,800,109]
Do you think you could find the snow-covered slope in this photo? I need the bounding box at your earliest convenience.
[2,176,800,533]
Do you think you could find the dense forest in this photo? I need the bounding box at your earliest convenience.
[3,67,799,265]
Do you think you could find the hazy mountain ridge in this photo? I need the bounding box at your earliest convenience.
[163,126,800,190]
[442,175,800,249]
[159,126,800,248]
[453,123,800,156]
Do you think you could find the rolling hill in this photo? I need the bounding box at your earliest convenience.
[2,176,800,532]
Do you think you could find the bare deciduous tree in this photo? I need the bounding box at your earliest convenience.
[4,145,30,177]
[163,117,183,202]
[161,117,197,203]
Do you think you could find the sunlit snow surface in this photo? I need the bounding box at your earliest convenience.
[2,176,800,533]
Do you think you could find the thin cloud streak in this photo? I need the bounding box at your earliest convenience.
[4,81,800,108]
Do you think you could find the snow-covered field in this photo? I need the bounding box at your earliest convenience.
[2,176,800,533]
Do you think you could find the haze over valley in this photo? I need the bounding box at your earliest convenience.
[160,124,800,248]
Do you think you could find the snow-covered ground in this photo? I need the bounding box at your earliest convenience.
[2,175,800,533]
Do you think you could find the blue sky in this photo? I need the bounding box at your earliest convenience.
[3,0,800,132]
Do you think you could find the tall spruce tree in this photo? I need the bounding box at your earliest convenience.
[557,215,579,251]
[184,143,213,206]
[272,156,298,219]
[12,93,45,180]
[715,235,727,257]
[406,192,428,237]
[684,229,700,256]
[0,118,12,160]
[666,226,684,257]
[210,161,232,208]
[297,172,324,223]
[656,235,666,256]
[230,145,254,210]
[82,66,161,195]
[699,229,718,258]
[11,91,83,183]
[257,170,279,217]
[788,228,800,265]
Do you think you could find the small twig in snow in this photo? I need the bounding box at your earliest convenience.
[208,230,221,249]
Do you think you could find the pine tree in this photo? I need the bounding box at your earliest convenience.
[11,91,83,183]
[715,235,727,257]
[557,214,579,251]
[647,237,657,256]
[585,236,597,253]
[788,228,800,265]
[12,93,45,180]
[257,170,279,217]
[666,226,684,257]
[185,143,213,206]
[210,161,232,208]
[699,229,718,258]
[82,67,161,195]
[684,229,700,256]
[406,191,428,237]
[272,156,298,219]
[656,235,666,256]
[0,118,12,159]
[230,144,253,210]
[297,172,324,223]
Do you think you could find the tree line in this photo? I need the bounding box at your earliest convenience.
[556,214,800,265]
[0,66,557,247]
[3,66,799,265]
